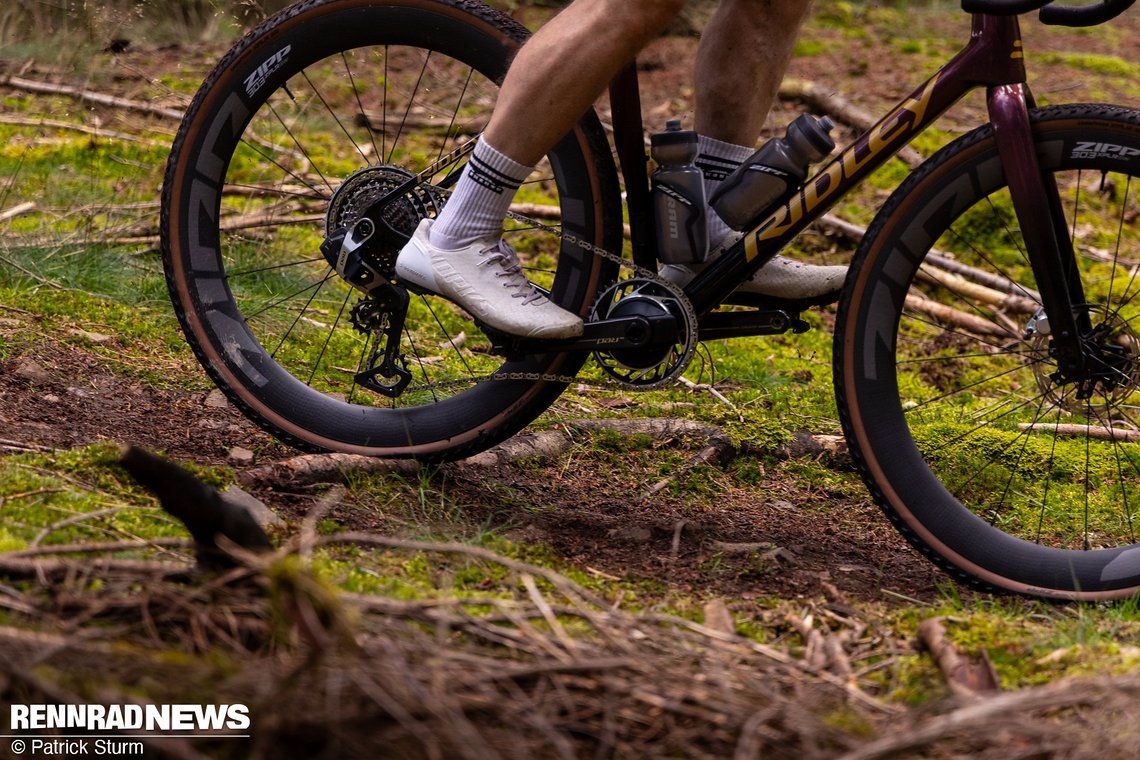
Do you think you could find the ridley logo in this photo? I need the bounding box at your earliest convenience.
[746,72,942,259]
[244,45,292,97]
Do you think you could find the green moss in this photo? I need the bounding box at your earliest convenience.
[0,527,27,553]
[821,705,877,738]
[1040,52,1139,77]
[793,39,826,57]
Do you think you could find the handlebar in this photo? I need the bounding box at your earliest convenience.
[960,0,1135,26]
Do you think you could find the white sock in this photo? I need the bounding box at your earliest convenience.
[429,136,533,250]
[696,134,756,250]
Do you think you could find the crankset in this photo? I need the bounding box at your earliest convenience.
[319,159,817,397]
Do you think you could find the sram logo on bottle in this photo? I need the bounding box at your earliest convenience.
[244,45,292,97]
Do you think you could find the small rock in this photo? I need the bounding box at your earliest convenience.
[205,389,229,409]
[13,358,52,384]
[703,599,736,636]
[711,540,777,554]
[228,446,255,466]
[67,328,114,344]
[221,485,284,529]
[43,394,61,404]
[609,525,653,544]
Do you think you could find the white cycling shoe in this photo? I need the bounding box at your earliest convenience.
[395,218,583,340]
[659,235,847,303]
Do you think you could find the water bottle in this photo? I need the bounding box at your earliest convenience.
[651,120,708,265]
[710,114,836,231]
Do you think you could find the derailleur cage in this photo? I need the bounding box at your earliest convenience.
[350,285,413,398]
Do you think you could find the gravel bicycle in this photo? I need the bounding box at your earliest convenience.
[162,0,1140,599]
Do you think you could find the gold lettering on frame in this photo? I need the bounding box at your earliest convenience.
[750,72,943,258]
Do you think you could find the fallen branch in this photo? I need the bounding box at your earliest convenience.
[237,453,420,489]
[0,74,184,121]
[837,676,1140,760]
[917,617,1000,698]
[815,214,1042,302]
[775,432,849,466]
[5,538,190,559]
[0,201,36,223]
[0,555,185,581]
[461,430,574,467]
[357,110,483,136]
[916,264,1039,315]
[240,417,850,488]
[1018,423,1140,442]
[508,201,633,239]
[0,115,170,147]
[904,291,1014,338]
[0,437,54,453]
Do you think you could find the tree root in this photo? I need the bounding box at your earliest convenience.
[237,417,849,489]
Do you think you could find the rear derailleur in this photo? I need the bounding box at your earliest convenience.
[319,210,415,399]
[348,286,413,398]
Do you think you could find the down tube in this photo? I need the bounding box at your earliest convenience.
[685,54,1011,315]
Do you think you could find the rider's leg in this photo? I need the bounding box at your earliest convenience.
[694,0,811,147]
[678,0,845,300]
[397,0,686,338]
[696,0,813,248]
[431,0,684,249]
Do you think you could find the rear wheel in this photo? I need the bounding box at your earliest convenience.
[161,0,621,459]
[836,105,1140,598]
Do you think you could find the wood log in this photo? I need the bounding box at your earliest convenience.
[904,292,1015,338]
[916,264,1039,315]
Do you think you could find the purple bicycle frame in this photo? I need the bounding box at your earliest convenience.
[610,11,1083,349]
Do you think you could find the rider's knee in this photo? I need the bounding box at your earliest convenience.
[715,0,812,31]
[601,0,687,29]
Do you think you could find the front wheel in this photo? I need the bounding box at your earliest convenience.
[161,0,621,460]
[836,104,1140,599]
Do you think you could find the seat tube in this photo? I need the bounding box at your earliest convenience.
[609,63,656,272]
[987,83,1089,375]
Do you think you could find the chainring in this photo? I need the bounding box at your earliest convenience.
[589,277,698,389]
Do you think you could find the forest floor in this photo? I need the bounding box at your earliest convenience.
[3,2,1140,757]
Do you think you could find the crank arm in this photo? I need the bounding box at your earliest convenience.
[697,310,810,341]
[491,313,680,358]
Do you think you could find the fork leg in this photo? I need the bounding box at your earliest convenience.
[988,83,1090,376]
